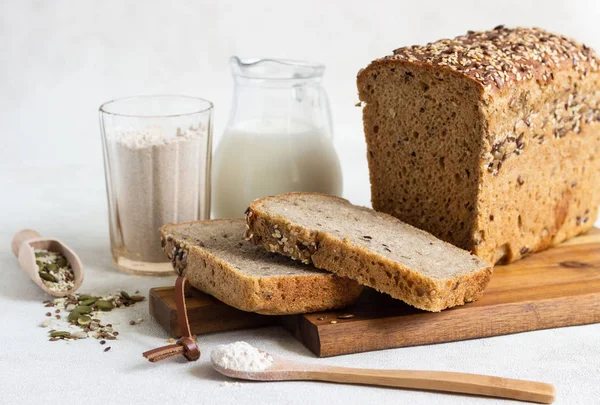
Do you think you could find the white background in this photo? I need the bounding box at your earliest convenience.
[3,0,600,208]
[1,1,600,405]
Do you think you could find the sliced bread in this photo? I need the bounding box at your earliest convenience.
[160,218,362,315]
[245,193,492,312]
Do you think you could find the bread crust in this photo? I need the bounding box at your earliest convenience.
[246,193,493,312]
[161,219,362,315]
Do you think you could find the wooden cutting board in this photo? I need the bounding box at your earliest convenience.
[149,228,600,357]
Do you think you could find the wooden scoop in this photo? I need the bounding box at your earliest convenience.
[11,229,84,297]
[212,349,555,404]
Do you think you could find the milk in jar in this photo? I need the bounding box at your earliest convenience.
[212,118,342,218]
[212,57,343,218]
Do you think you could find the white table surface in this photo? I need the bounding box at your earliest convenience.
[1,163,599,405]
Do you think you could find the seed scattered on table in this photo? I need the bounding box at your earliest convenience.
[330,320,337,324]
[129,318,144,326]
[104,347,111,352]
[40,290,146,346]
[337,314,355,319]
[72,331,88,339]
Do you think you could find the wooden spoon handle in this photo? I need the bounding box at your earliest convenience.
[310,368,555,404]
[11,229,41,257]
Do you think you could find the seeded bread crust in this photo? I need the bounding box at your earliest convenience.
[357,27,600,263]
[160,219,362,315]
[245,193,492,312]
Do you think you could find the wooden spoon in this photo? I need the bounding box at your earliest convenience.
[212,350,555,404]
[11,229,84,297]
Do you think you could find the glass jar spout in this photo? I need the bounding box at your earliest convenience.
[229,56,325,82]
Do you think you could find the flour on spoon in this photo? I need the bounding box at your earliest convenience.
[211,341,273,372]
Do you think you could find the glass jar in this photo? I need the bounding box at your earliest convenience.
[212,57,343,219]
[99,95,213,275]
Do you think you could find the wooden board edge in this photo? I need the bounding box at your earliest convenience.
[149,287,279,337]
[280,314,322,357]
[149,288,178,337]
[314,292,600,357]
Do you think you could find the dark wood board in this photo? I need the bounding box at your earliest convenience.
[149,286,276,337]
[149,228,600,357]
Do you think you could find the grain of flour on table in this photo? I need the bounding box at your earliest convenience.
[220,382,243,388]
[211,341,273,372]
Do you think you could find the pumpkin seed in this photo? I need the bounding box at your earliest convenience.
[77,315,92,325]
[78,295,92,301]
[67,311,81,322]
[47,263,57,271]
[120,291,131,300]
[74,305,93,314]
[130,295,145,302]
[56,256,68,267]
[80,298,97,306]
[96,300,114,311]
[39,272,57,282]
[50,331,71,338]
[35,251,46,258]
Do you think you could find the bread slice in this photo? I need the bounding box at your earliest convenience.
[245,193,492,312]
[160,219,362,315]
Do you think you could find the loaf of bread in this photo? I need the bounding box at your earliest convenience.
[357,27,600,264]
[161,219,362,315]
[245,193,492,312]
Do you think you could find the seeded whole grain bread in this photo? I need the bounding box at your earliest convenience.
[160,219,362,315]
[357,26,600,264]
[245,193,492,312]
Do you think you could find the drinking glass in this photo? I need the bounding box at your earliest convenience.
[99,95,213,276]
